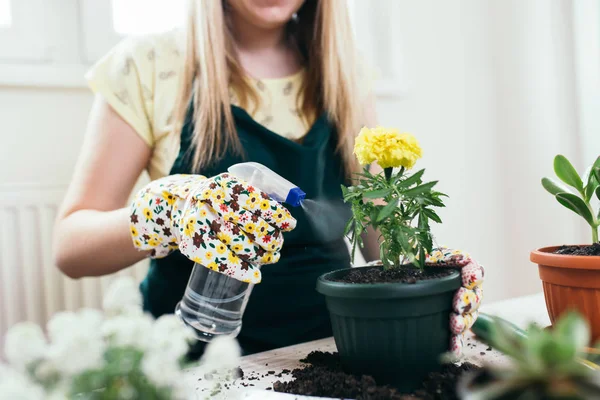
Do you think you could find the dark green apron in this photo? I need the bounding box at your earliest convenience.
[140,105,351,355]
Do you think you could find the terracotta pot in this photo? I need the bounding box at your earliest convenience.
[531,246,600,341]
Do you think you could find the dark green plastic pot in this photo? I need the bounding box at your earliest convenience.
[316,266,461,392]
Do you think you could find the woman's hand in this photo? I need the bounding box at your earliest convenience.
[424,247,485,357]
[130,173,297,283]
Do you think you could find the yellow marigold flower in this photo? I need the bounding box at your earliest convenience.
[192,256,203,264]
[134,239,141,247]
[216,243,227,254]
[142,208,153,220]
[353,126,423,169]
[130,225,138,238]
[205,251,214,260]
[253,270,260,279]
[199,209,208,218]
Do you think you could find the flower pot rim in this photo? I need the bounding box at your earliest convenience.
[316,266,461,299]
[530,245,600,270]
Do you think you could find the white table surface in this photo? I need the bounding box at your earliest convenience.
[187,292,549,400]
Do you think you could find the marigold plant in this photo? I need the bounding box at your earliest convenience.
[342,127,446,269]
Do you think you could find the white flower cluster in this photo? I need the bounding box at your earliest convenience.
[0,276,208,400]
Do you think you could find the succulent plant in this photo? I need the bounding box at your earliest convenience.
[463,312,600,399]
[542,155,600,244]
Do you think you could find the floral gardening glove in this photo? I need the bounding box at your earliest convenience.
[425,247,485,357]
[129,173,297,283]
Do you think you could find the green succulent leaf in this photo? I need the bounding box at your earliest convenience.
[542,177,572,196]
[554,312,590,354]
[594,167,600,187]
[489,317,526,362]
[554,155,584,193]
[585,174,599,202]
[591,156,600,179]
[556,193,595,227]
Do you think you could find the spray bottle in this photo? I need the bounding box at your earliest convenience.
[175,162,305,341]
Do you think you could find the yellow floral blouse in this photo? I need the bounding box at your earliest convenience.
[86,30,314,181]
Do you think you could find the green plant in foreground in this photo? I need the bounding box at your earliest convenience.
[542,155,600,243]
[343,127,446,269]
[469,312,600,399]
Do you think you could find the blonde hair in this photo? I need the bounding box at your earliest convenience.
[173,0,364,176]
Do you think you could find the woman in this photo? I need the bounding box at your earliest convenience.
[53,0,381,355]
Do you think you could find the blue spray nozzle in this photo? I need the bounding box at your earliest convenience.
[285,187,306,207]
[227,162,305,207]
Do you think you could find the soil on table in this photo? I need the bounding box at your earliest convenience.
[334,266,453,284]
[554,243,600,256]
[272,351,481,400]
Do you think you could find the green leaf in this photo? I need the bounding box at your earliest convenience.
[489,317,526,361]
[343,219,353,236]
[363,188,393,199]
[376,200,398,222]
[556,193,595,227]
[340,185,348,197]
[554,155,584,193]
[423,208,442,223]
[597,186,600,202]
[554,312,590,355]
[542,177,571,196]
[594,167,600,186]
[584,174,599,202]
[397,169,425,188]
[402,181,438,197]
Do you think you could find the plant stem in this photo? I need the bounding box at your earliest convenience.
[594,226,599,244]
[384,167,393,182]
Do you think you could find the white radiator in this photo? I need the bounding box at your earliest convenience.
[0,183,149,351]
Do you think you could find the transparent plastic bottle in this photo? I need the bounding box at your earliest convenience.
[175,162,305,341]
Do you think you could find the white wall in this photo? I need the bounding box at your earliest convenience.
[380,0,590,302]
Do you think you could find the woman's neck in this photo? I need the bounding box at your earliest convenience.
[229,13,301,79]
[230,13,288,52]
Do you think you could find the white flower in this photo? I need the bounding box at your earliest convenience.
[200,336,241,373]
[141,353,182,389]
[45,334,105,377]
[4,322,47,372]
[45,309,105,376]
[146,315,195,362]
[102,313,153,349]
[0,363,45,400]
[102,276,143,316]
[47,309,102,345]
